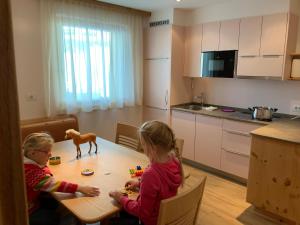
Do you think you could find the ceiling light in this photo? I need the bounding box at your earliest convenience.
[176,0,181,2]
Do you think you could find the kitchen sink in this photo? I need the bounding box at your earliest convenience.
[182,104,202,110]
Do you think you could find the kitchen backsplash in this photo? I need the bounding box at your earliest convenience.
[192,78,300,115]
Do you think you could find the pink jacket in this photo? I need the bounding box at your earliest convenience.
[120,157,182,225]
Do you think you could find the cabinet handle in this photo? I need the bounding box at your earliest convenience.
[261,55,281,58]
[222,147,250,157]
[223,129,251,137]
[165,90,168,109]
[239,55,257,58]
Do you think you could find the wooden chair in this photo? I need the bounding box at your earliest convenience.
[175,138,184,157]
[157,176,207,225]
[115,122,141,152]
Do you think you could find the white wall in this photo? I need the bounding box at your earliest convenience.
[11,0,45,120]
[190,0,290,24]
[189,0,300,115]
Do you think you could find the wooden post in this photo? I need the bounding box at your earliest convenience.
[0,0,28,225]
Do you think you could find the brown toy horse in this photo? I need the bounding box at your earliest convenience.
[65,129,98,159]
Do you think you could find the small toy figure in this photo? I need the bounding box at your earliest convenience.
[129,166,144,178]
[65,129,98,159]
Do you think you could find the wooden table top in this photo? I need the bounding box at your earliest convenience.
[49,137,149,223]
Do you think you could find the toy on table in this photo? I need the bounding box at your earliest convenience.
[49,156,61,165]
[81,169,94,176]
[129,166,144,178]
[65,129,98,159]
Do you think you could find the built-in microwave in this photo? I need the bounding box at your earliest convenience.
[200,50,238,78]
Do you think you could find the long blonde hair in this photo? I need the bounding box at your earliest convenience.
[138,120,184,184]
[23,132,54,157]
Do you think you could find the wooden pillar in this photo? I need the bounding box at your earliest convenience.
[0,0,28,225]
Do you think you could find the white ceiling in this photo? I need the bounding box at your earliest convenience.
[98,0,230,11]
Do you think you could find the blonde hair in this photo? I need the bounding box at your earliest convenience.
[138,120,184,184]
[23,132,54,157]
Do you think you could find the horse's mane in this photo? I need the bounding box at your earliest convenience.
[66,129,81,136]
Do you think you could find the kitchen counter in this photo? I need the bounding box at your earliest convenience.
[172,103,300,143]
[251,119,300,144]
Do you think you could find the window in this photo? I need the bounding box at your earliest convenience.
[63,26,111,100]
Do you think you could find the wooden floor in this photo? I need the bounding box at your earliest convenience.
[184,164,287,225]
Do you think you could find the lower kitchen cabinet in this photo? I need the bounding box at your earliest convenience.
[171,110,195,161]
[221,119,263,178]
[195,114,223,169]
[171,110,266,180]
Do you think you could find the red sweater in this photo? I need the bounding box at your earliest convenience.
[120,157,182,225]
[24,158,78,214]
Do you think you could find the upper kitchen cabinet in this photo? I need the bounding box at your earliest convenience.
[202,21,220,52]
[238,16,262,56]
[260,13,287,56]
[219,19,240,51]
[183,25,202,77]
[144,25,172,59]
[237,13,298,79]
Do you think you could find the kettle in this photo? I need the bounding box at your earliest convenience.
[248,106,278,121]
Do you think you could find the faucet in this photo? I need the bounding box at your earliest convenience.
[193,93,205,107]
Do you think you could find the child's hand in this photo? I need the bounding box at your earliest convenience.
[77,185,100,196]
[109,191,123,202]
[125,180,140,190]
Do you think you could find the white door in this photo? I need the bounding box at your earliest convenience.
[144,59,170,110]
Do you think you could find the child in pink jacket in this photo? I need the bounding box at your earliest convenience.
[109,121,183,225]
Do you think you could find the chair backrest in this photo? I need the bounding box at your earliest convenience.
[175,138,184,158]
[157,176,207,225]
[115,122,141,152]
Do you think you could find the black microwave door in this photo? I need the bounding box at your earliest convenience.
[201,51,236,78]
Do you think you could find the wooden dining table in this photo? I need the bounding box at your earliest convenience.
[49,137,150,223]
[49,137,197,224]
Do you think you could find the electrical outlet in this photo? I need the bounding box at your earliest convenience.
[290,100,300,115]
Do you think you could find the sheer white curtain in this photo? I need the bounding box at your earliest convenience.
[40,0,143,116]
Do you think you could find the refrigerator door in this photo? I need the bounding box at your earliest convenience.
[144,59,171,110]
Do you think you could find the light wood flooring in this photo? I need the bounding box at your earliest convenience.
[183,164,288,225]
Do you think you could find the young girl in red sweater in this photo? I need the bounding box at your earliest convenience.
[109,121,184,225]
[23,132,100,225]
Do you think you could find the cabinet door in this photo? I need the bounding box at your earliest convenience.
[221,120,263,179]
[219,19,240,51]
[184,25,202,77]
[237,56,261,76]
[239,16,262,56]
[202,21,220,52]
[195,114,222,169]
[171,111,195,161]
[260,13,288,56]
[237,56,284,77]
[144,25,172,59]
[144,59,170,109]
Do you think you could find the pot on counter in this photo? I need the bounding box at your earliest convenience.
[248,106,278,121]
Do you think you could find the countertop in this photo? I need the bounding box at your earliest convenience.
[171,103,300,144]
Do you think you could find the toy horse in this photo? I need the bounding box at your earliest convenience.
[65,129,98,159]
